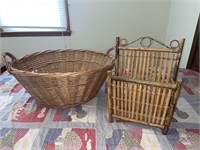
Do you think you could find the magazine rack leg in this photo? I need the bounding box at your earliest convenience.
[162,80,182,135]
[107,71,113,123]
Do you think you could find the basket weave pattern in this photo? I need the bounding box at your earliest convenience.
[2,49,115,108]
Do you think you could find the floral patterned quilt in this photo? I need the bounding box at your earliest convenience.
[0,69,199,150]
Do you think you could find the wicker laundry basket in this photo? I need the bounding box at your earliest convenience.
[2,49,115,108]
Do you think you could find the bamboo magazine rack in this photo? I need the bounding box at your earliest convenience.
[107,36,185,134]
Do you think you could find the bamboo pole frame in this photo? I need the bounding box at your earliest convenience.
[111,75,177,89]
[118,47,179,53]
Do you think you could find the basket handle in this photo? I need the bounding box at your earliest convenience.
[2,52,17,72]
[106,46,115,55]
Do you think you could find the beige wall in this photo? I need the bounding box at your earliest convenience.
[1,0,171,59]
[2,0,199,68]
[165,0,199,68]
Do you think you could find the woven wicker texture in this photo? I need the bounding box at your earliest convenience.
[107,37,185,134]
[2,49,115,108]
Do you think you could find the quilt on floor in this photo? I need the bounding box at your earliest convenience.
[0,69,199,150]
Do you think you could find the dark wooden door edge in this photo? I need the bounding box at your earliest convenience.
[186,15,199,70]
[0,64,7,73]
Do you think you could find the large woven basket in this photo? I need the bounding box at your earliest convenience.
[2,49,115,108]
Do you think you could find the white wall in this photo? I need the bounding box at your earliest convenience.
[165,0,199,68]
[1,0,171,59]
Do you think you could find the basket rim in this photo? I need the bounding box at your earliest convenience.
[8,49,115,77]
